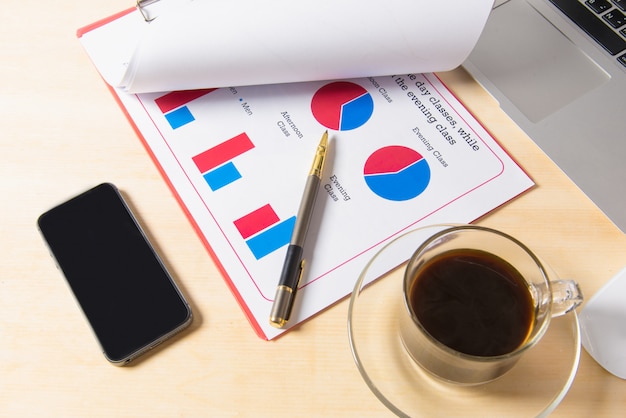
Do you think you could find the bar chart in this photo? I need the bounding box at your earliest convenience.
[234,204,296,260]
[155,88,217,129]
[192,132,255,191]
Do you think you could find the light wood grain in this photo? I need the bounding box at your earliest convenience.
[2,1,625,416]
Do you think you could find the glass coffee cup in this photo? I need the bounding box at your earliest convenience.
[399,225,583,385]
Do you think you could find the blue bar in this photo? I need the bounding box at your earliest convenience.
[165,106,195,129]
[246,216,296,259]
[203,162,242,191]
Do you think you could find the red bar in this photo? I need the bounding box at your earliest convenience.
[192,133,255,173]
[234,204,280,239]
[155,88,217,113]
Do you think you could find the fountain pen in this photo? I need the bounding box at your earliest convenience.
[269,131,329,328]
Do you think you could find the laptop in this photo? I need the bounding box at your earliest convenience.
[463,0,626,232]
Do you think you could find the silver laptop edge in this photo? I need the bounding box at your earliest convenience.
[464,0,626,232]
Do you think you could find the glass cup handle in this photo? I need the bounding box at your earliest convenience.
[551,280,584,317]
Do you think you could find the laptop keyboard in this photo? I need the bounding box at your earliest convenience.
[549,0,626,67]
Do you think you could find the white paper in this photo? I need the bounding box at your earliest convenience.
[83,0,493,93]
[78,2,535,340]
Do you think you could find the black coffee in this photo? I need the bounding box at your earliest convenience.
[408,249,534,357]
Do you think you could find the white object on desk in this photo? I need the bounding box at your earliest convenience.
[580,267,626,379]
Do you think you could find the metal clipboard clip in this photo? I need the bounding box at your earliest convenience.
[136,0,160,22]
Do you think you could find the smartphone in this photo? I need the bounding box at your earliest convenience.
[38,183,192,365]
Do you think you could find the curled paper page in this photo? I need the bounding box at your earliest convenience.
[95,0,494,93]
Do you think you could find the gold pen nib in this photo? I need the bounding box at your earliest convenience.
[309,131,329,178]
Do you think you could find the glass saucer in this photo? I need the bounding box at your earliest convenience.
[348,226,581,418]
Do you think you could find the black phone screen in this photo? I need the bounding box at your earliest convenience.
[38,183,192,364]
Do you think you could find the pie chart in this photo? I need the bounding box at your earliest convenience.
[363,146,431,201]
[311,82,374,131]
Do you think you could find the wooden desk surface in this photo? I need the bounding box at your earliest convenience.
[2,1,625,416]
